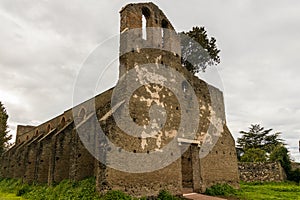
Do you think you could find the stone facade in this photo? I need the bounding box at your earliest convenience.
[0,2,239,197]
[238,162,286,182]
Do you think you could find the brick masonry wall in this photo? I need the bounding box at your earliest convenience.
[238,162,286,182]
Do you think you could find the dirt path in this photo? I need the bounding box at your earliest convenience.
[183,193,227,200]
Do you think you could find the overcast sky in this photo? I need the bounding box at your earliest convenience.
[0,0,299,161]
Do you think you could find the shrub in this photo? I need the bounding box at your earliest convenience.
[16,184,31,196]
[204,183,236,196]
[157,190,180,200]
[240,148,267,162]
[288,169,300,183]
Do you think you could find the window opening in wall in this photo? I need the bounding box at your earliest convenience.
[142,7,150,40]
[47,124,51,133]
[161,19,168,47]
[61,117,66,127]
[79,108,86,120]
[142,14,147,40]
[182,81,188,93]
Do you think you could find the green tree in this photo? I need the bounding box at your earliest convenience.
[237,124,300,181]
[180,26,221,74]
[240,148,267,162]
[237,124,284,154]
[269,145,292,177]
[0,102,11,155]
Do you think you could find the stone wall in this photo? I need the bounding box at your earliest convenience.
[16,125,35,144]
[3,88,112,183]
[238,162,286,182]
[200,126,240,190]
[291,162,300,170]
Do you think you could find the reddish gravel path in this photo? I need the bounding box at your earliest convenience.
[183,193,227,200]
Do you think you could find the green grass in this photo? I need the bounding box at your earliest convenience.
[205,183,237,196]
[0,177,102,200]
[236,181,300,200]
[0,178,182,200]
[4,177,299,200]
[0,192,25,200]
[205,181,300,200]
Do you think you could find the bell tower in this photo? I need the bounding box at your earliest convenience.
[119,3,181,78]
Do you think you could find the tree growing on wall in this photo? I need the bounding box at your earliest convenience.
[0,101,11,155]
[180,26,221,74]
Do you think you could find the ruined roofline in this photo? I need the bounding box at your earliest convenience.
[118,3,224,94]
[16,125,36,136]
[14,87,114,144]
[119,2,175,31]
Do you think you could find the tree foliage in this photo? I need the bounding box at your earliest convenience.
[240,148,267,162]
[237,124,284,154]
[180,26,221,74]
[269,145,291,174]
[0,102,11,155]
[237,124,300,182]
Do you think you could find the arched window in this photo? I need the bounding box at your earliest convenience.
[35,130,39,136]
[142,7,150,40]
[61,117,66,127]
[161,19,169,47]
[182,81,188,93]
[47,124,51,133]
[142,14,147,40]
[26,135,29,140]
[78,108,86,120]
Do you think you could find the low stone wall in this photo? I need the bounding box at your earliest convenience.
[291,162,300,170]
[238,162,286,182]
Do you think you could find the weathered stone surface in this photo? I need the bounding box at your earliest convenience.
[238,162,286,182]
[291,162,300,170]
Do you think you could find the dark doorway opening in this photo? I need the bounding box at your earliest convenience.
[181,145,193,189]
[181,144,201,193]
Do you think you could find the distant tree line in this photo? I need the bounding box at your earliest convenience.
[0,101,11,155]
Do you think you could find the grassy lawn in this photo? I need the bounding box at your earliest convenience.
[0,192,25,200]
[1,178,300,200]
[236,182,300,200]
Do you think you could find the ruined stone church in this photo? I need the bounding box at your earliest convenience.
[0,3,239,197]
